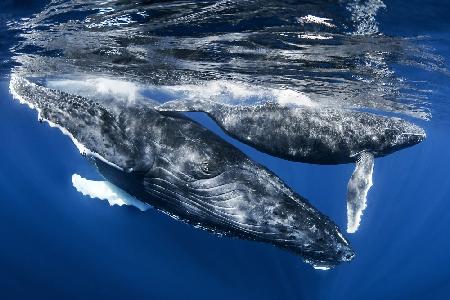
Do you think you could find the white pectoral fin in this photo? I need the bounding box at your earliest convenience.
[72,174,150,212]
[346,152,374,233]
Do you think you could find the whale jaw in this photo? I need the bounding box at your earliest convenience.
[93,152,354,269]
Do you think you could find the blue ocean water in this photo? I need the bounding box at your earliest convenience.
[1,1,450,299]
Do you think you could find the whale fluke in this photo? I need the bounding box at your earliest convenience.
[346,152,374,233]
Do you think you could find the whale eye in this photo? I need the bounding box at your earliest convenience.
[384,128,398,139]
[201,160,212,174]
[195,159,224,179]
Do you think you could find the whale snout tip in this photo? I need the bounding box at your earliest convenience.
[395,122,426,148]
[334,228,355,263]
[335,240,355,263]
[308,245,355,270]
[341,247,355,262]
[416,127,426,141]
[404,125,426,146]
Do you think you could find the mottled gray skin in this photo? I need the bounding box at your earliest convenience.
[158,100,426,164]
[11,76,354,268]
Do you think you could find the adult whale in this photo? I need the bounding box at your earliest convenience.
[10,75,354,269]
[157,99,426,233]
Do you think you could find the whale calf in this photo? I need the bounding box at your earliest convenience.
[157,99,426,232]
[10,75,354,269]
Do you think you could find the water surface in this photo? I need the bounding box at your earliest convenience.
[1,1,450,299]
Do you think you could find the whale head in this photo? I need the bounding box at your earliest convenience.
[94,143,355,269]
[387,120,426,149]
[300,216,355,268]
[364,117,426,157]
[177,156,356,268]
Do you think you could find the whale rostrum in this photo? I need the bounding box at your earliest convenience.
[10,75,354,269]
[157,99,426,233]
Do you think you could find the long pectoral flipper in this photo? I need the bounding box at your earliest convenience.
[72,174,150,212]
[346,152,375,233]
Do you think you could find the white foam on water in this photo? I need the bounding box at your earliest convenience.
[298,15,335,28]
[169,80,317,107]
[72,174,150,211]
[313,265,331,271]
[46,77,318,108]
[299,34,333,40]
[347,0,386,35]
[270,88,316,106]
[47,77,142,104]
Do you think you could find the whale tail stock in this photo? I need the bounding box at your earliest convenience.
[346,152,375,234]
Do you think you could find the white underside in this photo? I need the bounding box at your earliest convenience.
[72,174,150,211]
[346,152,375,233]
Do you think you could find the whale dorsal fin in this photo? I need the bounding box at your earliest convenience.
[346,152,374,233]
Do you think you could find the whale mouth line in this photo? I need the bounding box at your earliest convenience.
[343,251,355,262]
[401,132,426,140]
[397,131,427,146]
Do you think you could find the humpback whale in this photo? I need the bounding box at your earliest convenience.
[9,75,354,269]
[157,99,426,233]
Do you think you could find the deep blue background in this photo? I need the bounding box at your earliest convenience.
[1,1,450,299]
